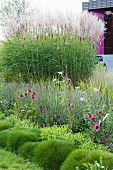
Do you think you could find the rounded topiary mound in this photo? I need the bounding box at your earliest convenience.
[0,129,11,148]
[18,142,39,160]
[7,128,40,152]
[0,148,43,170]
[32,139,77,170]
[0,120,13,131]
[60,149,113,170]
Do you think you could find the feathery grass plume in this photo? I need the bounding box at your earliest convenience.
[0,3,105,51]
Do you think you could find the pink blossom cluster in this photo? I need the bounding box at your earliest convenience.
[18,89,38,101]
[67,103,74,111]
[86,110,104,132]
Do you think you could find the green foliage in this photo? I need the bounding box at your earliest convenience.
[1,68,113,145]
[6,114,39,129]
[33,139,77,170]
[76,157,108,170]
[0,148,43,170]
[0,33,96,83]
[0,129,10,148]
[18,142,39,160]
[7,128,40,151]
[0,112,5,120]
[40,125,73,141]
[81,157,107,170]
[78,139,108,151]
[0,78,17,114]
[0,120,13,131]
[40,125,108,151]
[60,149,113,170]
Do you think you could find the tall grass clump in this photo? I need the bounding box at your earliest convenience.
[0,10,105,83]
[0,33,96,83]
[88,65,113,94]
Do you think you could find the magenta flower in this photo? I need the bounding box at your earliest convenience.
[31,91,38,101]
[93,116,98,121]
[68,103,73,107]
[93,123,100,132]
[67,103,74,111]
[90,116,98,122]
[89,114,95,121]
[98,110,103,114]
[87,114,98,122]
[87,114,94,118]
[28,89,32,93]
[18,94,25,98]
[67,107,73,111]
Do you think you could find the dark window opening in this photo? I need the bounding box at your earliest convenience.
[104,10,113,54]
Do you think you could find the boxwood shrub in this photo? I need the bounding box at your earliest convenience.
[33,139,77,170]
[0,120,13,131]
[18,142,39,160]
[7,128,41,152]
[60,149,113,170]
[0,148,43,170]
[0,129,10,148]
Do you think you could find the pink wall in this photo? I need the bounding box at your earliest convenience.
[91,9,104,55]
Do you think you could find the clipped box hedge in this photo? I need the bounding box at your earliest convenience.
[32,139,77,170]
[60,149,113,170]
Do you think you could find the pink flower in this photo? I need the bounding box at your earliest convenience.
[31,92,38,101]
[68,103,73,107]
[87,114,98,121]
[90,116,98,122]
[18,94,25,98]
[93,116,98,121]
[28,89,32,93]
[67,103,74,111]
[93,123,100,132]
[98,110,103,114]
[67,107,73,111]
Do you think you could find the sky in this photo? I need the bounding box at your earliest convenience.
[0,0,89,39]
[29,0,88,14]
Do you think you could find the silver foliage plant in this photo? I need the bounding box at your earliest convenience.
[0,0,105,51]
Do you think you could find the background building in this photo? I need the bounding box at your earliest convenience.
[82,0,113,55]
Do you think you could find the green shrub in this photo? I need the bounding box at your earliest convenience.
[0,120,13,131]
[18,142,39,160]
[33,139,77,170]
[0,129,10,148]
[7,128,40,152]
[40,125,74,141]
[76,157,108,170]
[0,148,43,170]
[40,126,108,151]
[0,34,96,83]
[60,149,113,170]
[0,112,5,120]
